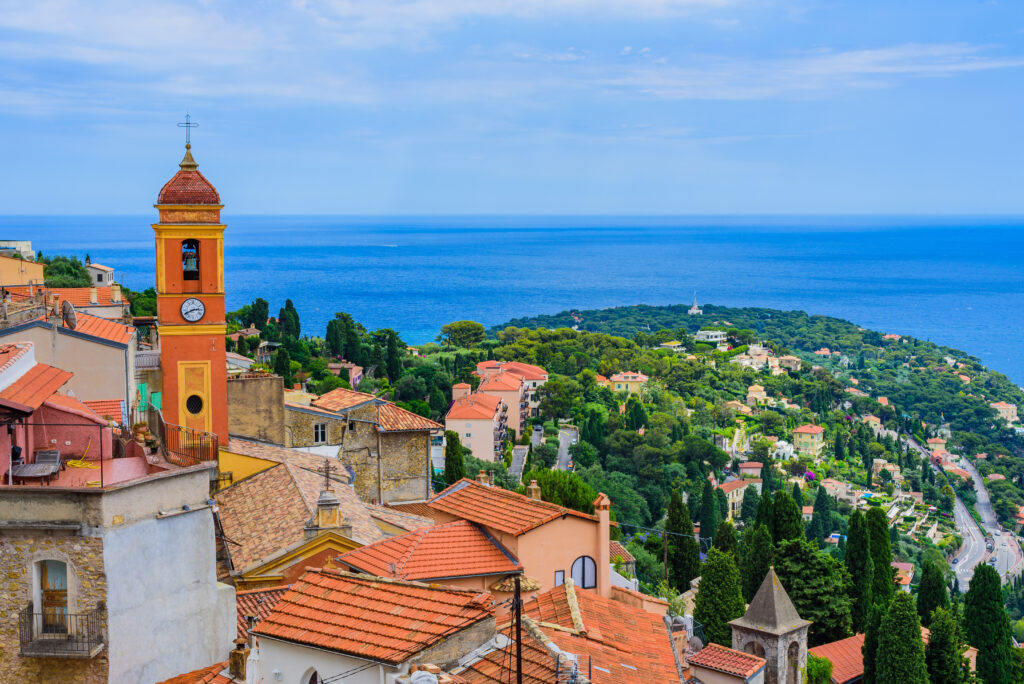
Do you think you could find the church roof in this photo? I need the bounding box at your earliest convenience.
[729,567,810,636]
[157,145,221,205]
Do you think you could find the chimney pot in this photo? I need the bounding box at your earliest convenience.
[475,469,488,484]
[526,479,542,500]
[229,638,250,680]
[110,282,121,302]
[89,286,98,304]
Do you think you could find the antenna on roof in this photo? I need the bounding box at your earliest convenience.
[61,300,77,330]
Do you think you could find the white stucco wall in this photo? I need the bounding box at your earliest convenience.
[257,637,396,684]
[103,508,236,684]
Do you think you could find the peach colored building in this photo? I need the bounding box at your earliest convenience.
[990,401,1019,424]
[476,371,527,437]
[718,479,762,521]
[445,390,506,461]
[745,384,767,407]
[793,424,825,456]
[602,371,649,394]
[402,478,613,598]
[476,360,548,416]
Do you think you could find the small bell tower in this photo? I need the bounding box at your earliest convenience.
[153,116,228,441]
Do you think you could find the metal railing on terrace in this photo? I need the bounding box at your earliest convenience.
[19,605,105,659]
[148,408,218,467]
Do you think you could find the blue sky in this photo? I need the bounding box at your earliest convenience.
[1,0,1023,214]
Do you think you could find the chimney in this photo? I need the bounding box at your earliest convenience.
[452,383,470,401]
[110,282,121,302]
[488,470,495,486]
[293,383,301,390]
[89,287,98,305]
[475,469,488,484]
[526,479,542,500]
[229,637,250,680]
[594,492,611,598]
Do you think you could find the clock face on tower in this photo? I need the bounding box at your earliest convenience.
[180,297,206,322]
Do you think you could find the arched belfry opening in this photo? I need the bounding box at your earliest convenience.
[729,567,810,684]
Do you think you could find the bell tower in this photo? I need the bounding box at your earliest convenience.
[153,127,228,442]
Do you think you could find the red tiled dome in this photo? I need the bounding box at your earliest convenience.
[157,145,221,205]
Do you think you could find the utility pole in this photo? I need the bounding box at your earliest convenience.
[514,575,523,684]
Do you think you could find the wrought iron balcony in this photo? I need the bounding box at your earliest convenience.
[19,605,105,659]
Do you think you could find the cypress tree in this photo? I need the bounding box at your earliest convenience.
[741,524,773,603]
[699,478,720,544]
[865,506,893,610]
[964,563,1015,684]
[443,431,465,487]
[667,489,701,590]
[917,560,949,628]
[385,330,403,382]
[834,431,846,460]
[845,510,874,633]
[926,607,967,684]
[791,481,804,506]
[693,548,745,646]
[715,488,729,525]
[876,589,928,684]
[713,520,738,564]
[273,347,292,386]
[773,538,853,646]
[740,485,760,525]
[772,490,804,543]
[755,490,774,533]
[862,604,883,684]
[808,487,832,546]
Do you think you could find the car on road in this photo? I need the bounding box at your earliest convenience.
[1002,541,1008,546]
[953,558,959,564]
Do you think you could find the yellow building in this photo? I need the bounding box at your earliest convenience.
[603,371,649,394]
[0,253,44,285]
[793,424,825,456]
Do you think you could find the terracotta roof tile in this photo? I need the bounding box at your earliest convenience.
[689,642,765,679]
[386,501,442,520]
[236,585,290,641]
[480,361,547,381]
[609,540,634,564]
[478,372,523,392]
[0,363,73,409]
[794,424,825,434]
[808,633,864,684]
[456,622,561,683]
[0,342,31,370]
[7,286,126,309]
[446,393,503,421]
[253,569,493,664]
[44,393,106,423]
[215,460,383,572]
[158,169,221,204]
[312,387,377,412]
[154,662,232,684]
[365,503,436,532]
[428,479,598,536]
[83,399,123,421]
[377,402,442,432]
[338,520,522,581]
[718,478,760,495]
[467,581,680,684]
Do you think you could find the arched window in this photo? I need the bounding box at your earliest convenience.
[570,555,596,589]
[182,239,200,281]
[305,670,323,684]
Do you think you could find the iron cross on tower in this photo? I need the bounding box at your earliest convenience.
[317,458,337,491]
[177,114,198,145]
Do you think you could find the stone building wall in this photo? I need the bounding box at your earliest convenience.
[0,530,109,684]
[227,374,285,444]
[284,406,346,449]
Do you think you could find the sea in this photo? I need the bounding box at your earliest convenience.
[3,215,1022,385]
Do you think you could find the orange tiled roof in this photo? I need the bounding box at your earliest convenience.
[45,394,106,423]
[456,621,564,683]
[794,424,824,434]
[253,569,493,664]
[738,461,763,470]
[338,519,522,581]
[446,393,502,421]
[386,500,442,520]
[154,662,231,684]
[73,312,134,344]
[312,387,377,412]
[377,402,442,432]
[808,633,864,684]
[609,371,649,382]
[0,342,31,371]
[0,363,73,410]
[215,461,383,572]
[236,585,290,641]
[428,479,598,536]
[365,503,435,532]
[523,581,678,682]
[609,539,634,564]
[83,399,122,421]
[478,372,523,392]
[689,642,766,679]
[496,361,547,381]
[7,285,125,308]
[718,478,760,495]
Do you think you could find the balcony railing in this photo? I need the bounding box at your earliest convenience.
[149,408,218,467]
[19,606,105,659]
